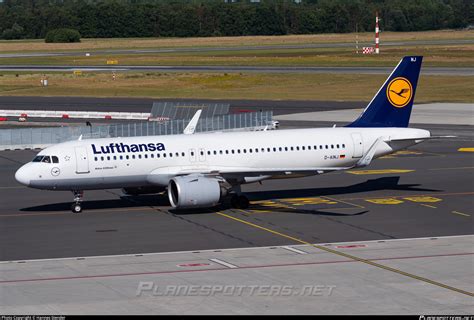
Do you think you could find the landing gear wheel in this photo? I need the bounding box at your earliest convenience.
[238,195,249,209]
[231,195,249,209]
[231,195,239,208]
[71,190,84,213]
[71,203,82,213]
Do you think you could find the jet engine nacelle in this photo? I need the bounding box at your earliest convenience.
[168,175,221,209]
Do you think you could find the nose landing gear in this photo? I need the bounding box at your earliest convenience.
[71,190,84,213]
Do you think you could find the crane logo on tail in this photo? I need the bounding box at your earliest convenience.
[386,77,412,108]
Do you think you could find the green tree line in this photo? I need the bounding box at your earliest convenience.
[0,0,472,40]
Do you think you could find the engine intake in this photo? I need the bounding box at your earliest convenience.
[168,176,221,209]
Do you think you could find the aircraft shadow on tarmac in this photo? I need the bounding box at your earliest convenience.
[245,176,439,201]
[20,177,440,214]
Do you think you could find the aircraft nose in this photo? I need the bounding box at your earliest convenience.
[15,165,31,186]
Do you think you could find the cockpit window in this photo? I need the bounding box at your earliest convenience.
[41,156,51,163]
[32,155,57,163]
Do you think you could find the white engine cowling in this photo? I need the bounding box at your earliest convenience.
[168,176,221,209]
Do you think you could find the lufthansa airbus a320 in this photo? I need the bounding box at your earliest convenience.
[16,56,439,213]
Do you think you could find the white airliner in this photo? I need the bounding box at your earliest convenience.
[16,56,434,213]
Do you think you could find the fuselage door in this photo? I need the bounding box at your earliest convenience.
[189,148,196,162]
[74,146,90,174]
[351,133,363,158]
[198,148,206,162]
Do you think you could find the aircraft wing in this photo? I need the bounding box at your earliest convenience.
[174,166,353,177]
[147,165,352,186]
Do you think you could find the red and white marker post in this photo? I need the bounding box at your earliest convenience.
[375,11,380,54]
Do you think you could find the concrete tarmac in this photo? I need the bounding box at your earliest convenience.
[276,103,474,126]
[0,96,364,115]
[0,107,473,314]
[1,236,472,314]
[0,130,472,261]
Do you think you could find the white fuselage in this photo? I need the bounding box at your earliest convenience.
[15,127,430,191]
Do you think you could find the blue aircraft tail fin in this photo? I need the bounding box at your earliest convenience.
[347,56,423,128]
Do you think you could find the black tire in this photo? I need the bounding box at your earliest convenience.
[238,195,250,209]
[231,195,240,208]
[71,203,82,213]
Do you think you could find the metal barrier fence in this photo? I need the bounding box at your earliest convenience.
[150,101,229,119]
[0,111,273,151]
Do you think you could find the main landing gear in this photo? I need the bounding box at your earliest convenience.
[71,190,84,213]
[230,194,250,209]
[229,185,249,209]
